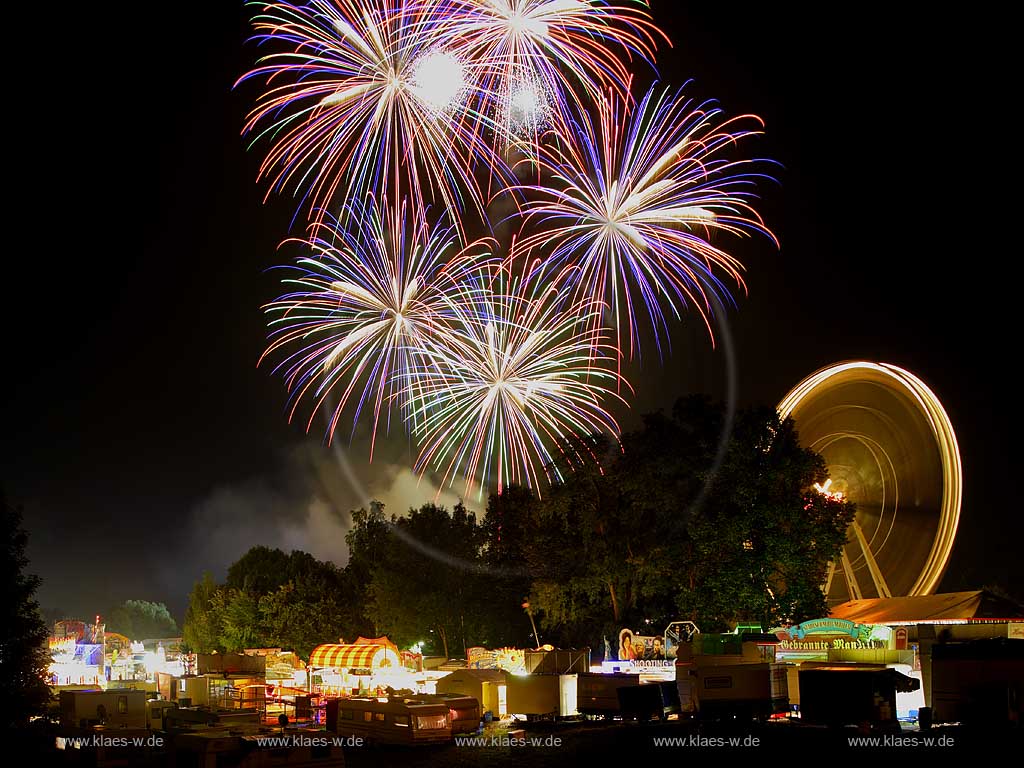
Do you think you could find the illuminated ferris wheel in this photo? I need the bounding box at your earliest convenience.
[778,361,962,604]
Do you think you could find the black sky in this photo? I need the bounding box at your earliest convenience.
[3,3,1017,622]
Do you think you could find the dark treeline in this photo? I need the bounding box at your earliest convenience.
[105,600,179,640]
[2,489,51,728]
[183,397,854,659]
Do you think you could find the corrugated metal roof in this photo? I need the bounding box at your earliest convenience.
[442,669,507,683]
[831,590,1024,624]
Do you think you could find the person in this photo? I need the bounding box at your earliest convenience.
[619,630,635,661]
[633,639,646,660]
[652,637,665,659]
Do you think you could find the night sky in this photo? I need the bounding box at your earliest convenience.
[3,3,1016,623]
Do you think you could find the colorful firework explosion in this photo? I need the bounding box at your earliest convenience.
[243,2,775,494]
[514,84,776,358]
[405,260,624,497]
[261,195,496,455]
[239,0,507,229]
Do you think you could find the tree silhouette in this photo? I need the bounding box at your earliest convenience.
[1,489,51,728]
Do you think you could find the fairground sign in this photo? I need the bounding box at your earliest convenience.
[772,619,891,651]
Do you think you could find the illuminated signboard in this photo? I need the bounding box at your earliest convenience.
[772,619,892,651]
[466,647,526,675]
[617,628,669,660]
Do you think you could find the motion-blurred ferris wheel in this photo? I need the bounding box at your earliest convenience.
[778,361,962,604]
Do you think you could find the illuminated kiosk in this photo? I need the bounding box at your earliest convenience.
[778,361,962,604]
[309,643,403,697]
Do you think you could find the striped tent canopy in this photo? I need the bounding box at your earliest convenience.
[308,643,398,670]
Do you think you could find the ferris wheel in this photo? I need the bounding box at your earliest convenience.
[778,361,962,604]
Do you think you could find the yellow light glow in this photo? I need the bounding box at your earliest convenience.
[779,361,962,597]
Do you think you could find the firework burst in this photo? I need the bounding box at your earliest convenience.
[514,84,777,358]
[406,260,625,497]
[261,196,496,455]
[241,3,778,497]
[442,0,666,149]
[238,0,506,229]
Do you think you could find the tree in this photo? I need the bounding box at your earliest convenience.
[342,503,393,637]
[519,397,855,641]
[183,547,353,657]
[1,490,51,728]
[259,571,350,658]
[523,426,690,646]
[106,599,179,640]
[214,589,262,653]
[672,403,854,630]
[227,546,329,596]
[479,486,539,647]
[182,574,224,653]
[366,503,487,658]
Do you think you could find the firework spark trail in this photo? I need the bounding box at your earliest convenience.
[513,83,777,360]
[238,0,511,230]
[405,259,626,498]
[440,0,667,152]
[261,196,497,456]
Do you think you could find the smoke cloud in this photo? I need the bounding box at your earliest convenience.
[155,440,465,615]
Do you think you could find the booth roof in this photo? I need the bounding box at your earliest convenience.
[831,590,1024,624]
[801,664,921,693]
[354,635,398,653]
[445,669,506,683]
[309,644,385,669]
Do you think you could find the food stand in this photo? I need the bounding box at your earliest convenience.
[308,643,407,697]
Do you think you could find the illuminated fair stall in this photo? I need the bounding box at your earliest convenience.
[105,632,139,681]
[773,618,920,715]
[308,643,408,697]
[49,617,106,687]
[247,648,307,692]
[49,637,104,687]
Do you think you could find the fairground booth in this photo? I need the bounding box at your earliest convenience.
[772,591,1024,719]
[49,619,106,687]
[828,590,1024,721]
[309,637,416,697]
[773,618,919,716]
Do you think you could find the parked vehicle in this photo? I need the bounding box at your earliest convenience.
[617,681,681,721]
[331,696,451,745]
[577,673,641,717]
[676,629,789,721]
[418,693,481,734]
[686,662,789,722]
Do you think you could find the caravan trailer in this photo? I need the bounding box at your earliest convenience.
[417,693,481,734]
[333,697,452,745]
[676,629,790,721]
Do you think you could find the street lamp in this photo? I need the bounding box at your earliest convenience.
[522,600,540,650]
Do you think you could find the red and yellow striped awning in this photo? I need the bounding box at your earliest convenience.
[308,644,388,670]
